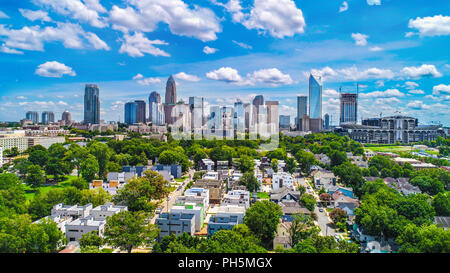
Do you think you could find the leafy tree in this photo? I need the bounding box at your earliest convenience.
[369,155,394,171]
[71,177,89,190]
[330,150,348,168]
[289,215,320,246]
[80,154,99,183]
[88,142,113,179]
[432,192,450,216]
[244,200,282,248]
[113,170,167,212]
[45,158,65,182]
[286,157,296,174]
[80,188,111,207]
[28,149,50,168]
[237,155,254,173]
[300,194,316,211]
[79,231,103,248]
[239,172,260,193]
[25,165,45,188]
[64,144,88,177]
[271,159,279,173]
[295,150,317,174]
[369,166,379,177]
[293,239,317,253]
[197,229,266,253]
[410,176,444,196]
[396,224,450,253]
[333,162,365,197]
[297,185,306,195]
[103,211,159,253]
[329,208,348,225]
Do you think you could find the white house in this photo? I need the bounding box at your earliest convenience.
[89,203,128,221]
[223,189,250,209]
[183,188,210,208]
[65,216,106,242]
[170,203,205,232]
[0,147,3,167]
[272,172,295,191]
[51,203,93,219]
[203,171,219,180]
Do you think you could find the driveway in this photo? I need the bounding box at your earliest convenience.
[315,206,335,237]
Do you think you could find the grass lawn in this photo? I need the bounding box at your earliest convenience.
[23,175,78,200]
[175,176,188,183]
[257,192,270,199]
[365,146,413,154]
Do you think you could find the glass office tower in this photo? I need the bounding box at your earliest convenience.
[84,84,100,124]
[124,102,137,124]
[309,74,322,119]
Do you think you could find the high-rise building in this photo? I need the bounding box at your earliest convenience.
[26,111,39,124]
[165,75,177,104]
[84,84,100,124]
[149,92,164,125]
[266,101,279,135]
[252,95,264,126]
[41,111,55,124]
[297,96,307,129]
[234,100,245,138]
[324,113,330,130]
[309,74,322,119]
[340,93,358,125]
[124,102,137,125]
[279,115,290,130]
[164,76,177,124]
[135,100,147,123]
[61,110,72,125]
[189,96,205,133]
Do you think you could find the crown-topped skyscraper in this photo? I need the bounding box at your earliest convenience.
[165,75,177,105]
[164,75,177,124]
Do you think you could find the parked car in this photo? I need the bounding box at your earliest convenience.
[155,208,162,214]
[319,208,324,212]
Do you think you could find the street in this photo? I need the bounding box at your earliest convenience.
[149,169,194,225]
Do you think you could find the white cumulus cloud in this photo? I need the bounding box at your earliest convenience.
[132,73,161,85]
[432,84,450,95]
[339,2,348,13]
[203,46,218,54]
[408,15,450,37]
[35,61,76,78]
[360,89,405,98]
[109,0,222,42]
[241,0,306,38]
[119,32,170,57]
[174,72,201,82]
[401,64,442,78]
[351,33,369,46]
[367,0,381,5]
[247,68,293,86]
[19,9,52,22]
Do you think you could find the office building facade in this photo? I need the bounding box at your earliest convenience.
[309,75,322,119]
[340,93,358,125]
[41,111,55,125]
[135,100,147,123]
[84,84,100,124]
[124,102,137,125]
[26,111,39,124]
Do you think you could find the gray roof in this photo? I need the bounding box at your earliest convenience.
[435,216,450,229]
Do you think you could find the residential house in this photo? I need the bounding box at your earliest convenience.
[156,212,196,238]
[314,154,331,165]
[270,187,301,204]
[313,170,336,191]
[272,172,295,191]
[332,191,359,216]
[200,158,214,172]
[222,189,250,209]
[193,179,224,204]
[171,203,205,232]
[89,203,128,221]
[273,221,292,250]
[280,200,310,222]
[207,205,245,237]
[151,164,182,179]
[123,166,148,177]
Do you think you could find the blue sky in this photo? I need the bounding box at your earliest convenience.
[0,0,449,126]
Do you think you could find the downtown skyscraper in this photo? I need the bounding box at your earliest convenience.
[340,93,358,125]
[309,74,322,119]
[124,102,137,124]
[164,75,177,124]
[135,100,147,123]
[149,91,164,125]
[84,84,100,124]
[297,95,307,130]
[26,111,39,124]
[41,111,54,124]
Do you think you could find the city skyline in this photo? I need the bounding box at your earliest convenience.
[0,0,449,126]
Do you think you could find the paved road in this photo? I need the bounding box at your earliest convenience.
[315,206,336,237]
[149,169,194,224]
